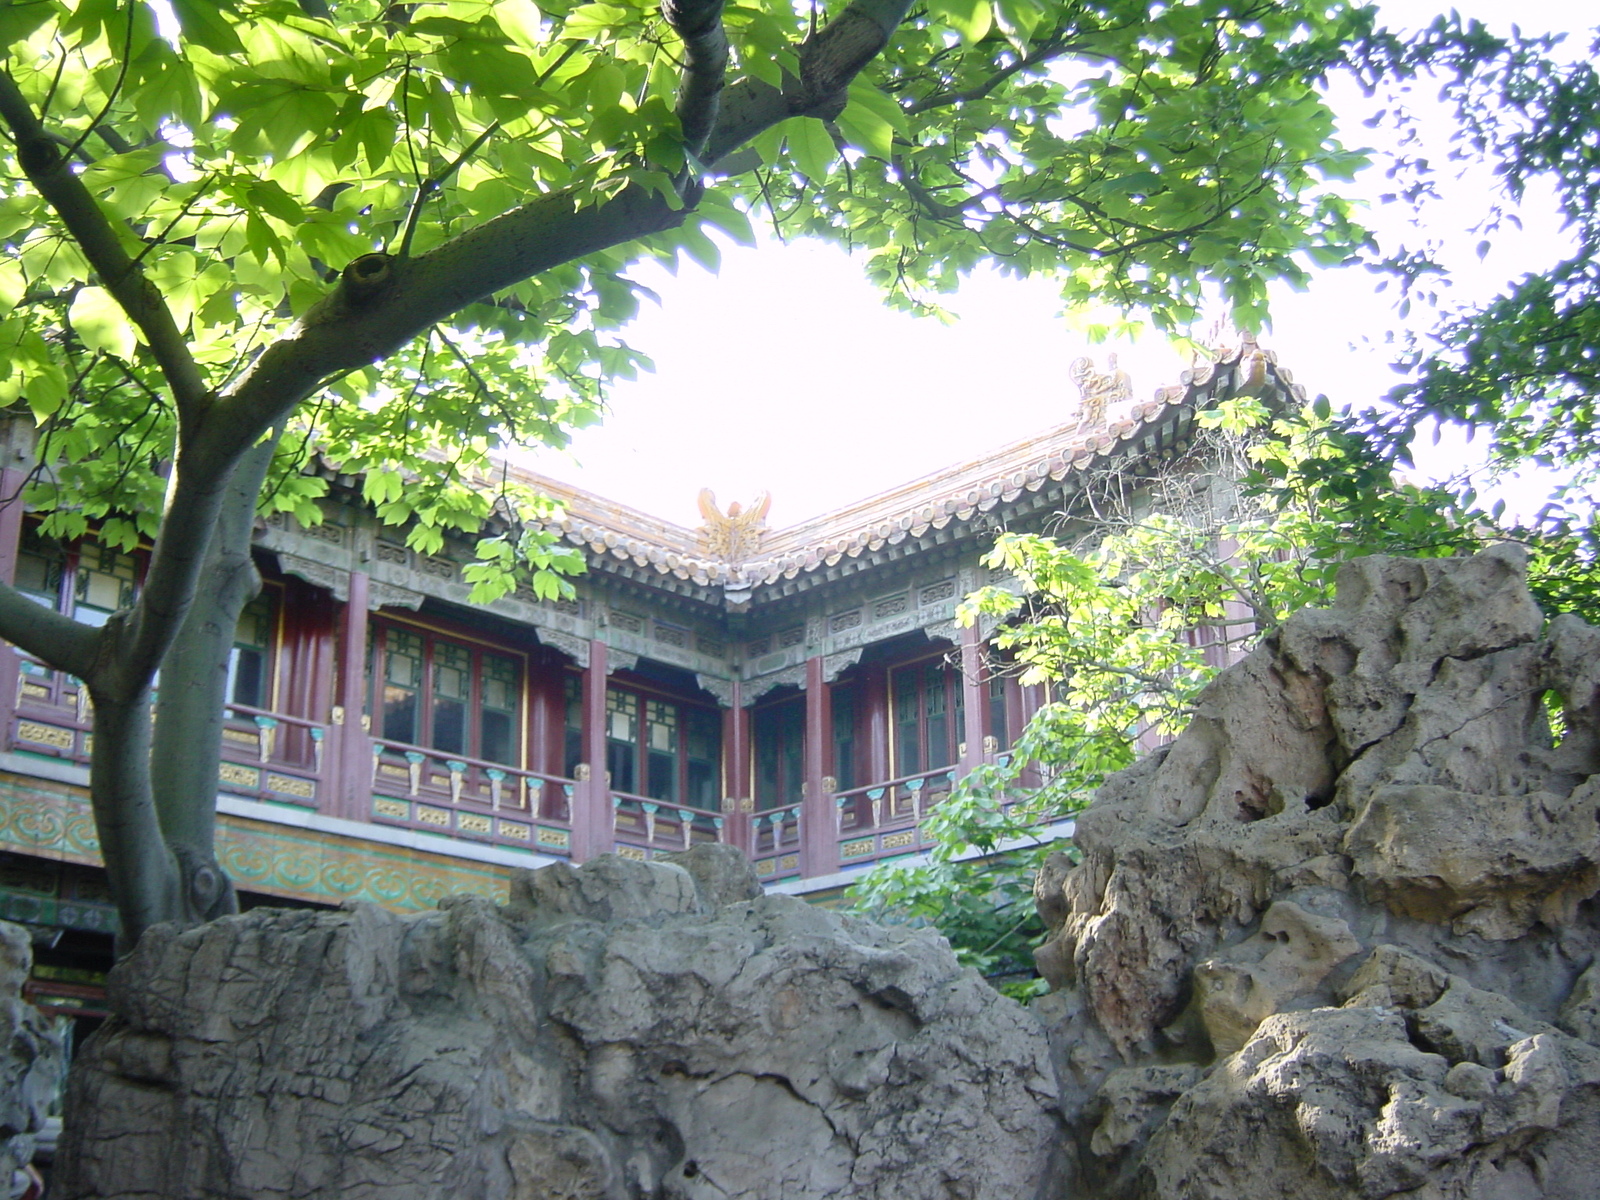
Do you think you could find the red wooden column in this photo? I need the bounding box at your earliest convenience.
[331,570,373,820]
[959,622,987,777]
[0,446,28,749]
[722,680,752,855]
[862,662,890,785]
[571,638,611,862]
[801,655,836,878]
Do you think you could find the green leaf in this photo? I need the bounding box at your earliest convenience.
[246,180,305,226]
[67,288,138,361]
[169,0,245,53]
[564,3,630,38]
[838,98,893,159]
[928,0,992,44]
[845,80,908,134]
[496,0,546,52]
[786,117,836,184]
[0,260,24,315]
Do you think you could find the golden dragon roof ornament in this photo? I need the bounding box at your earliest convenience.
[1069,353,1133,428]
[696,489,771,561]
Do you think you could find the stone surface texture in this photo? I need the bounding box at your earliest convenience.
[57,845,1062,1200]
[0,921,63,1182]
[1034,545,1600,1198]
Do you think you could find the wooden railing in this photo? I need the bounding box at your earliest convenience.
[217,703,327,807]
[610,792,726,856]
[835,766,958,833]
[832,766,959,869]
[368,736,574,853]
[8,667,332,810]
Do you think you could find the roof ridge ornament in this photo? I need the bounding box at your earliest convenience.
[696,489,771,562]
[1069,353,1133,429]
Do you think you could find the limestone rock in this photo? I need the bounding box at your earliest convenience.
[1032,547,1600,1197]
[0,922,63,1183]
[1558,960,1600,1045]
[1192,897,1361,1054]
[1139,1006,1600,1200]
[57,846,1061,1200]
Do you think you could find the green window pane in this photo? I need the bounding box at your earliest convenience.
[380,629,422,744]
[646,699,678,752]
[479,653,519,765]
[385,630,423,688]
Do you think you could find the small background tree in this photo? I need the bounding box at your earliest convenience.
[848,393,1598,995]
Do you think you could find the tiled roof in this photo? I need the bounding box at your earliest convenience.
[504,339,1306,595]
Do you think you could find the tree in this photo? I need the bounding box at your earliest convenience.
[846,14,1600,997]
[1340,16,1600,603]
[848,394,1595,991]
[0,0,1375,947]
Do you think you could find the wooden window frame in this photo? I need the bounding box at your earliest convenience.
[602,676,722,810]
[366,618,528,769]
[888,651,965,778]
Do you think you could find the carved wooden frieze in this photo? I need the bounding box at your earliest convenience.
[694,675,736,707]
[535,629,589,667]
[276,553,350,603]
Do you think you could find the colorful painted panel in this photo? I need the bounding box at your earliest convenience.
[0,771,516,914]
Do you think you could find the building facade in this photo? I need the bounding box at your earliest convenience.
[0,343,1304,1014]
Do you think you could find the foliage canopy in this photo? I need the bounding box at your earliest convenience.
[0,0,1379,942]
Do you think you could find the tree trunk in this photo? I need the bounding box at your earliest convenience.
[85,683,178,956]
[145,435,283,936]
[86,438,281,951]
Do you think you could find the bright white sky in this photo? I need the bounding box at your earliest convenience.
[522,0,1588,530]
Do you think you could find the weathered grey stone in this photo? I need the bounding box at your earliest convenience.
[1558,960,1600,1045]
[58,856,1062,1200]
[0,922,63,1183]
[660,842,764,908]
[1032,547,1600,1198]
[1192,898,1361,1054]
[1138,1008,1600,1200]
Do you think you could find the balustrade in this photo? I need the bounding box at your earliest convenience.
[749,803,802,881]
[7,666,333,810]
[832,765,959,869]
[610,791,726,857]
[368,735,574,855]
[217,703,327,806]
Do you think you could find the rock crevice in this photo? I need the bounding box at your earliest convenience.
[58,846,1063,1200]
[1034,546,1600,1199]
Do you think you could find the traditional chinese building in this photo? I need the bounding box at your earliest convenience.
[0,341,1304,1013]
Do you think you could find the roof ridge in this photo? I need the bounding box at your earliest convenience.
[492,340,1303,591]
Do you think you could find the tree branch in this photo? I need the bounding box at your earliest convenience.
[0,70,211,424]
[663,0,729,159]
[906,36,1077,114]
[0,583,101,679]
[13,0,922,703]
[704,0,917,163]
[396,121,502,259]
